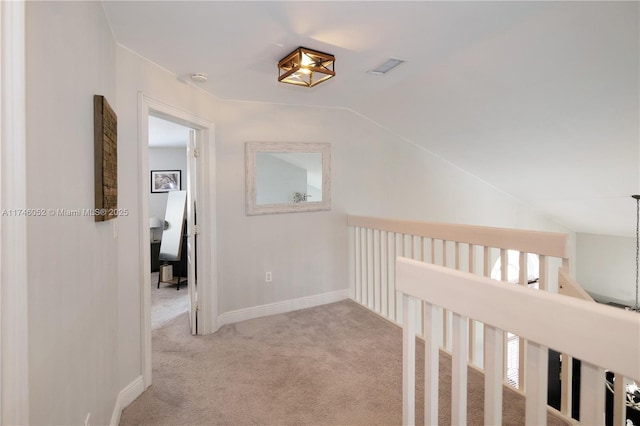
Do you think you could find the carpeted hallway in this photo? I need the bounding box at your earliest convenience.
[119,299,570,425]
[151,271,190,330]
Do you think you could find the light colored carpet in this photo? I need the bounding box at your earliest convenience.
[151,271,189,330]
[120,299,570,425]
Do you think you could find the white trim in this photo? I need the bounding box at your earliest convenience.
[1,1,29,424]
[1,5,3,422]
[138,93,218,389]
[348,215,569,259]
[218,290,349,326]
[396,257,640,380]
[109,375,144,426]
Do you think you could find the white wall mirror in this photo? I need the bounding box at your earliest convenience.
[245,142,331,215]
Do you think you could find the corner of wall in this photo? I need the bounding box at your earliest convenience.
[109,376,144,426]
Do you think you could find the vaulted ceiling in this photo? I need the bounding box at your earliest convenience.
[102,1,639,237]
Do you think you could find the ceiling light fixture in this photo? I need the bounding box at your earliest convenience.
[278,47,335,88]
[367,58,406,76]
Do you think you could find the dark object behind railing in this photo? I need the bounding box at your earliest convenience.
[548,351,581,420]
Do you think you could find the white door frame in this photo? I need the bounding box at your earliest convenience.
[0,1,29,424]
[186,130,197,335]
[138,93,218,388]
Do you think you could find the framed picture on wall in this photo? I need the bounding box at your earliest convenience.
[151,170,181,193]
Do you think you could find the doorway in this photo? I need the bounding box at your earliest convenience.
[148,116,192,331]
[138,94,217,388]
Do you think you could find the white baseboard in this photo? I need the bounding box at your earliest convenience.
[218,289,349,326]
[110,375,144,426]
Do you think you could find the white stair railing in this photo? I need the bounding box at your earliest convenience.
[348,215,569,393]
[397,257,640,426]
[348,215,638,421]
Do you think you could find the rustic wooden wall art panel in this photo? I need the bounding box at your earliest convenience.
[94,95,118,222]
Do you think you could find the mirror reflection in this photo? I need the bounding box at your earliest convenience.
[256,152,322,205]
[245,142,331,215]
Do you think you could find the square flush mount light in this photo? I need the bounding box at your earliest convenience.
[278,47,335,88]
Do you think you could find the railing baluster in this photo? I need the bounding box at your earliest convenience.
[390,232,396,322]
[442,239,447,266]
[412,236,423,335]
[500,248,508,280]
[483,246,490,278]
[419,237,425,338]
[410,235,415,259]
[349,227,358,302]
[370,229,375,311]
[484,324,503,425]
[364,228,369,308]
[354,227,360,303]
[402,294,416,426]
[580,362,606,425]
[539,255,548,291]
[432,238,439,346]
[372,229,378,312]
[360,227,366,306]
[396,234,403,324]
[500,248,509,383]
[613,373,628,426]
[545,255,576,420]
[554,255,574,419]
[468,244,476,365]
[519,251,527,391]
[442,240,449,349]
[378,229,382,314]
[452,312,469,425]
[525,340,548,426]
[424,301,440,425]
[431,238,435,264]
[386,231,390,317]
[561,357,574,416]
[370,228,375,309]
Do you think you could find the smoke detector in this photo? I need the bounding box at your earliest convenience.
[190,73,208,83]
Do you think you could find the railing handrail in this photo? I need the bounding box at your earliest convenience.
[558,266,594,302]
[396,257,640,381]
[348,215,569,259]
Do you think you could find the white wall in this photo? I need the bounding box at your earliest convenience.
[148,147,187,226]
[576,233,636,306]
[25,2,118,425]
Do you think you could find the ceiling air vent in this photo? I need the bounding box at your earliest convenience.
[367,58,405,76]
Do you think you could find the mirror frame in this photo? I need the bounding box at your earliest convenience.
[245,142,331,215]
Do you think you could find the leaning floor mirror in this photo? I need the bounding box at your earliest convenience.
[245,142,331,215]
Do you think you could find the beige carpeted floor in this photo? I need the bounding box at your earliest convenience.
[151,271,190,330]
[120,299,570,425]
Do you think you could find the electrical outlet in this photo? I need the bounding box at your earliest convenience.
[265,272,272,282]
[84,413,90,426]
